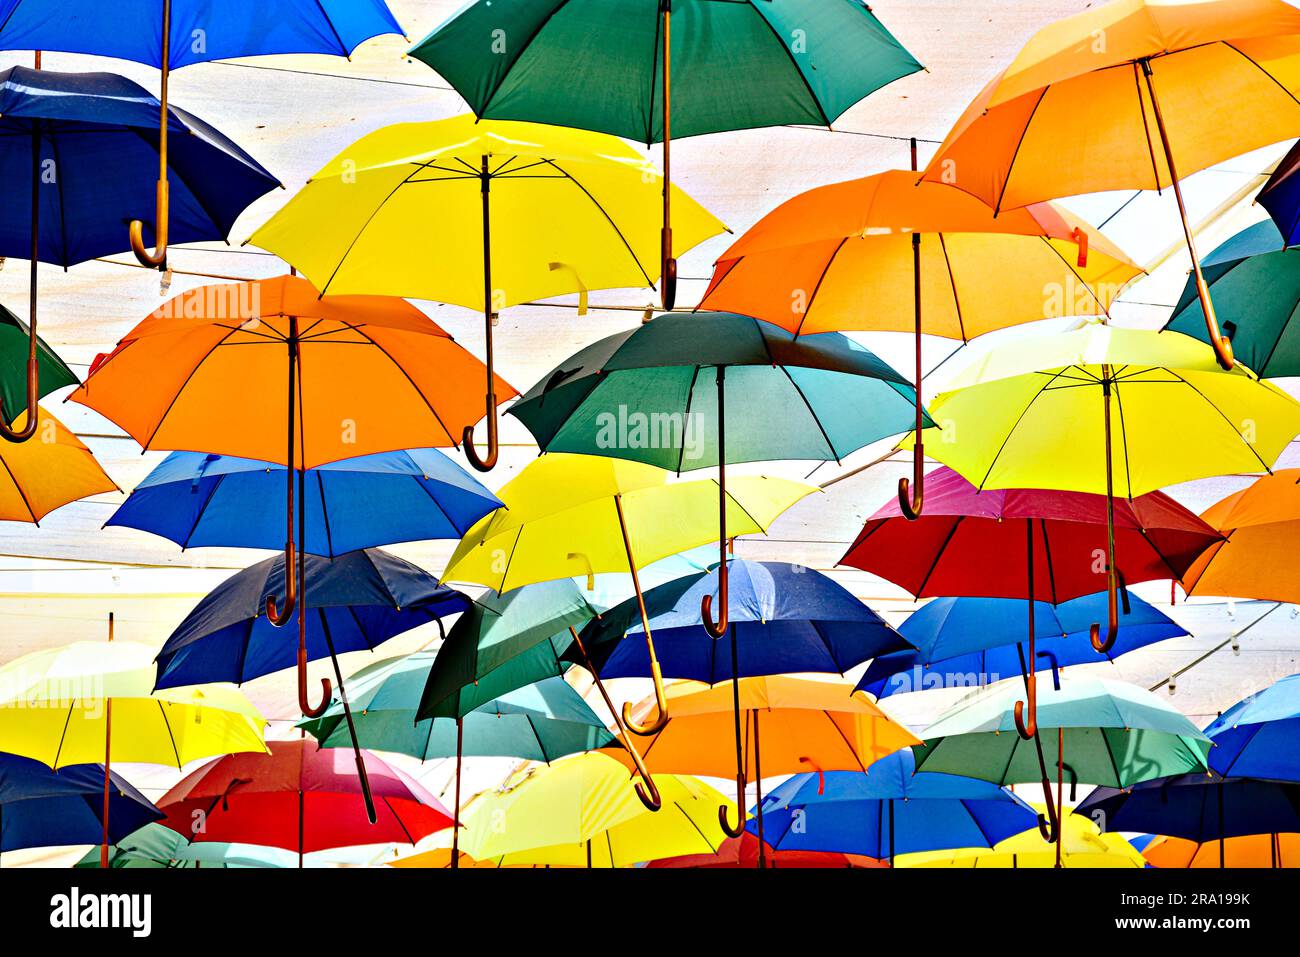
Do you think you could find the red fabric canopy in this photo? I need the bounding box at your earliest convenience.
[647,832,887,869]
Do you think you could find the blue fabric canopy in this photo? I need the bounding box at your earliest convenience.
[0,753,160,853]
[155,548,468,689]
[1204,673,1300,780]
[858,591,1186,699]
[574,559,912,682]
[0,1,403,69]
[108,449,502,557]
[0,66,279,265]
[751,749,1037,859]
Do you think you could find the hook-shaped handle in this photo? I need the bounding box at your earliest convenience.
[0,354,38,443]
[702,567,729,639]
[661,226,676,311]
[621,657,669,736]
[897,453,924,521]
[462,390,498,473]
[718,773,746,838]
[297,624,331,719]
[1089,574,1120,654]
[128,179,169,269]
[1013,670,1037,740]
[266,541,297,627]
[1036,800,1060,844]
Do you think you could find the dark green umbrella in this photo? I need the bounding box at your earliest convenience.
[0,302,76,427]
[409,0,921,308]
[1163,220,1300,377]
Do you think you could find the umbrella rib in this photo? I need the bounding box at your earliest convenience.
[344,324,460,448]
[1132,62,1165,189]
[384,796,418,845]
[1103,728,1124,787]
[1111,378,1136,500]
[646,0,663,146]
[936,233,969,343]
[1039,236,1112,316]
[914,517,964,598]
[993,86,1049,216]
[310,0,349,57]
[540,159,656,288]
[778,364,840,465]
[1038,518,1060,605]
[792,237,847,337]
[138,325,246,453]
[1164,370,1275,474]
[412,470,470,537]
[823,710,871,773]
[179,469,229,549]
[476,0,579,119]
[748,0,833,129]
[676,364,703,475]
[1222,42,1300,107]
[0,445,39,523]
[53,700,75,769]
[974,367,1074,490]
[157,700,183,769]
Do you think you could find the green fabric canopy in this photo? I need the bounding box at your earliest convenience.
[0,302,77,420]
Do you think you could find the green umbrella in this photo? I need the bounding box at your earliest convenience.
[74,823,295,869]
[1163,220,1300,377]
[913,674,1211,867]
[409,0,921,308]
[0,302,76,426]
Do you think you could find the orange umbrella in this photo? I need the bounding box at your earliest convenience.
[1145,833,1300,868]
[70,274,514,819]
[1182,469,1300,604]
[920,0,1300,371]
[0,406,117,521]
[699,165,1141,517]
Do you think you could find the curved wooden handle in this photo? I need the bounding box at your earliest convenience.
[297,625,331,719]
[129,180,169,269]
[1089,576,1120,654]
[718,774,746,838]
[898,451,924,521]
[266,541,296,627]
[0,354,38,443]
[1013,670,1037,740]
[622,658,669,736]
[462,391,498,472]
[702,567,729,639]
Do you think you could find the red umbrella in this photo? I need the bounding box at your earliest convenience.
[156,740,451,865]
[839,466,1219,842]
[646,831,887,869]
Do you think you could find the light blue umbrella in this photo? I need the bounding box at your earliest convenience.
[1204,672,1300,780]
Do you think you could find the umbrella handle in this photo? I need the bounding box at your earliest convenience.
[462,392,499,472]
[701,565,729,639]
[1013,671,1037,740]
[0,354,38,443]
[661,227,677,311]
[129,179,169,269]
[297,626,331,719]
[897,454,924,521]
[718,773,746,838]
[266,542,297,626]
[621,657,669,736]
[4,135,42,445]
[1089,578,1119,654]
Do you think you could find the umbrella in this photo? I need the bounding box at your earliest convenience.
[857,591,1188,699]
[154,547,469,689]
[300,658,616,869]
[604,674,920,863]
[250,115,725,468]
[698,167,1141,517]
[0,623,267,867]
[647,831,887,870]
[72,274,507,816]
[0,0,401,269]
[409,0,920,308]
[1202,673,1300,781]
[155,740,451,868]
[753,750,1038,865]
[1257,138,1300,247]
[1162,221,1300,378]
[450,752,733,868]
[906,323,1299,652]
[0,753,160,859]
[898,807,1147,869]
[1144,833,1300,869]
[0,302,74,422]
[0,65,278,440]
[107,449,502,556]
[1182,469,1300,605]
[913,675,1212,865]
[0,406,117,521]
[920,0,1300,371]
[74,823,294,869]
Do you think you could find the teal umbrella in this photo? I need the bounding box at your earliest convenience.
[74,823,294,869]
[913,675,1212,867]
[1163,220,1300,377]
[409,0,921,308]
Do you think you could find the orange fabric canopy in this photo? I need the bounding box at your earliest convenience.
[1145,833,1300,868]
[0,407,117,522]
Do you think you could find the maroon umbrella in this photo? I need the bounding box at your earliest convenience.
[839,466,1220,841]
[156,740,451,866]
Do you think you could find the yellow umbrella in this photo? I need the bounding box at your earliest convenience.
[920,0,1300,370]
[0,407,117,521]
[0,619,268,866]
[250,114,726,471]
[444,452,814,795]
[897,806,1146,868]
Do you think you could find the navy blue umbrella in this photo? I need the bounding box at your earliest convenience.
[1258,138,1300,248]
[752,749,1037,864]
[0,66,278,438]
[108,449,502,557]
[0,753,160,858]
[857,591,1187,699]
[155,548,469,690]
[1204,673,1300,781]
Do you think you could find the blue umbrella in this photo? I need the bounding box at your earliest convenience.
[0,753,160,859]
[1258,138,1300,247]
[107,449,501,557]
[155,548,469,690]
[752,749,1037,864]
[1204,673,1300,780]
[857,591,1187,699]
[0,65,279,439]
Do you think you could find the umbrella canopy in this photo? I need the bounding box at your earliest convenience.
[300,661,616,764]
[1163,221,1300,378]
[913,675,1212,790]
[509,311,926,470]
[1079,773,1300,843]
[0,1,403,68]
[898,807,1147,869]
[1144,833,1300,868]
[754,750,1038,860]
[0,640,267,768]
[107,449,502,557]
[647,831,886,869]
[155,548,469,690]
[409,0,920,145]
[858,591,1188,699]
[74,823,307,869]
[156,740,451,855]
[699,169,1142,339]
[602,676,919,779]
[0,303,75,417]
[454,753,732,868]
[1182,469,1300,605]
[576,560,912,683]
[1258,138,1300,247]
[0,406,117,522]
[1202,673,1300,780]
[0,753,160,854]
